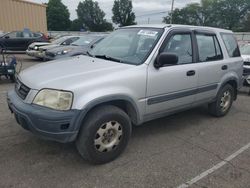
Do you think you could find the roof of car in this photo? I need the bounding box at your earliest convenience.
[124,24,232,33]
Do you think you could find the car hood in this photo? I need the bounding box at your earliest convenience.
[242,55,250,62]
[47,45,81,53]
[30,42,51,47]
[19,55,134,90]
[40,44,61,50]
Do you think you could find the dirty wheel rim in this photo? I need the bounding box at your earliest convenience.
[220,90,231,112]
[94,121,123,152]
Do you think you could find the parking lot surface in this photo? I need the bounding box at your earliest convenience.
[0,54,250,188]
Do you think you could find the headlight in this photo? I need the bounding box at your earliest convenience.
[57,50,70,55]
[33,89,73,110]
[34,46,38,50]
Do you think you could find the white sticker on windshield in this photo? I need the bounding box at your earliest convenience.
[138,30,158,37]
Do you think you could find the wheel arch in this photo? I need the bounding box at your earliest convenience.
[220,77,238,100]
[75,95,142,131]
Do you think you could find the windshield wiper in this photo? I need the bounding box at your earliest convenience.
[94,55,122,63]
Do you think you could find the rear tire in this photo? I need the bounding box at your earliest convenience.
[76,105,132,164]
[208,84,234,117]
[9,75,15,82]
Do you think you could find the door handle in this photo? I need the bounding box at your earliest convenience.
[221,65,228,70]
[187,70,196,76]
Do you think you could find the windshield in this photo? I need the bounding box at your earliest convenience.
[240,44,250,55]
[51,36,70,44]
[71,36,98,46]
[89,28,164,65]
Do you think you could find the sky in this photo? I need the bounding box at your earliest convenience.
[27,0,200,24]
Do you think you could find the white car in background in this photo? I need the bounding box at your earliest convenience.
[26,36,79,59]
[239,44,250,85]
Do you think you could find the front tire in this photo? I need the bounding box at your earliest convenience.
[76,105,132,164]
[9,75,15,82]
[208,84,234,117]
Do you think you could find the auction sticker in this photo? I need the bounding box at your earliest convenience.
[138,30,158,37]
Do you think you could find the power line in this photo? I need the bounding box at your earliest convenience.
[170,0,175,24]
[136,11,168,18]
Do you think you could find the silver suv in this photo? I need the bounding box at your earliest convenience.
[7,25,243,164]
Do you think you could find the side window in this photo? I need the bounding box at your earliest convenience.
[6,32,17,38]
[16,32,23,38]
[63,38,73,45]
[221,33,240,57]
[196,34,223,62]
[162,33,193,64]
[70,37,79,43]
[22,32,33,38]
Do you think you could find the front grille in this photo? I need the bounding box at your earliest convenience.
[45,52,55,58]
[244,61,250,66]
[15,79,30,100]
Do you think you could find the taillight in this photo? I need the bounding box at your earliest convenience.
[43,34,49,40]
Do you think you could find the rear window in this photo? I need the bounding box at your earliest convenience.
[221,33,241,57]
[196,34,223,62]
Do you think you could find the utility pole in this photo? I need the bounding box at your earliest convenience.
[170,0,175,24]
[147,17,150,24]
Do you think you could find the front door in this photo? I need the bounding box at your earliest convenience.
[146,30,198,117]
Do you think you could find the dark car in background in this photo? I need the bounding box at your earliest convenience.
[0,31,49,51]
[44,35,106,61]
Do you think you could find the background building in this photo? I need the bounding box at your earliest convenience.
[0,0,47,33]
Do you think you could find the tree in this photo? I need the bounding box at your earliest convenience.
[163,3,203,25]
[244,14,250,31]
[112,0,136,27]
[46,0,71,31]
[213,0,250,31]
[70,19,83,31]
[163,0,250,31]
[76,0,113,32]
[163,0,218,26]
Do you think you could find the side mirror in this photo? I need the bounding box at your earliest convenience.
[154,52,178,69]
[4,36,10,39]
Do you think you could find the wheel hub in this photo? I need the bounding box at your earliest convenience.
[220,90,231,112]
[94,121,123,152]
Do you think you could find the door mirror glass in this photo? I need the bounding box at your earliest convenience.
[154,52,178,68]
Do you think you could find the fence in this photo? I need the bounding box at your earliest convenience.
[234,33,250,41]
[1,30,250,41]
[47,31,250,41]
[47,31,110,38]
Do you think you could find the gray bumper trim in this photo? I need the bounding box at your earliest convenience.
[7,89,82,143]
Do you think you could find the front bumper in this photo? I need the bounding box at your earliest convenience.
[7,89,82,143]
[243,66,250,86]
[243,66,250,76]
[26,50,45,59]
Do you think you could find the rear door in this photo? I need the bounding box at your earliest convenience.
[21,31,34,50]
[193,30,225,103]
[146,29,198,116]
